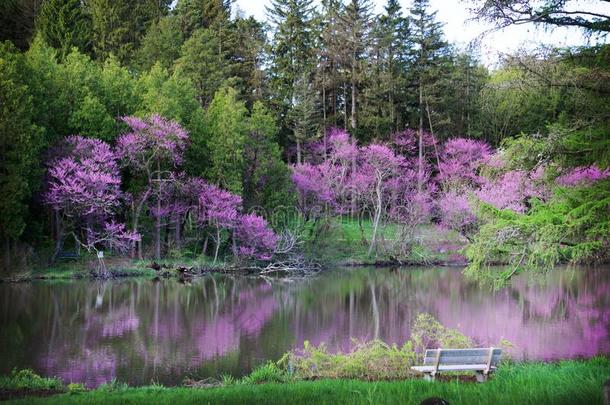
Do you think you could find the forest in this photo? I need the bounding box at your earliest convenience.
[0,0,609,281]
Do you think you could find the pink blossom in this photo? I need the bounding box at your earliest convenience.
[234,214,278,261]
[556,165,610,187]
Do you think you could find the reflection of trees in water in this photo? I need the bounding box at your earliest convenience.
[288,267,610,361]
[0,266,608,386]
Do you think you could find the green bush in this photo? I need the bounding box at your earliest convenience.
[67,383,86,394]
[0,368,64,391]
[244,362,288,384]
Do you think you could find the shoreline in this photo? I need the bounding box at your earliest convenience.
[1,358,608,404]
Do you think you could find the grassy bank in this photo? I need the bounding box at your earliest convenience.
[307,218,467,266]
[3,358,609,405]
[0,256,234,282]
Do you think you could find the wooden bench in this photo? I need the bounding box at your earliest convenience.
[411,347,502,382]
[57,251,80,260]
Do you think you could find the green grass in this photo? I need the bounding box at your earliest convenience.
[307,217,466,265]
[5,358,609,405]
[2,255,234,282]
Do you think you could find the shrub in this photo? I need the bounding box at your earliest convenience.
[244,362,287,384]
[279,339,418,380]
[0,369,64,391]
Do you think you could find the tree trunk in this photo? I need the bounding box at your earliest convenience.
[296,138,302,164]
[213,227,221,264]
[154,160,162,260]
[368,176,383,257]
[174,212,181,250]
[4,237,10,273]
[52,211,63,262]
[418,80,424,190]
[351,62,357,130]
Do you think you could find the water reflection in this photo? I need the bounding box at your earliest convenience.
[0,266,608,387]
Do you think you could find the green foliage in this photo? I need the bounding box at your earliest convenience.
[204,87,247,194]
[0,42,44,246]
[68,93,116,141]
[244,101,295,211]
[67,383,87,394]
[137,63,199,123]
[410,313,473,353]
[279,313,475,381]
[466,180,610,284]
[279,339,418,380]
[35,0,91,58]
[87,0,167,65]
[97,378,129,392]
[174,28,231,106]
[244,362,288,384]
[0,368,64,391]
[136,16,183,71]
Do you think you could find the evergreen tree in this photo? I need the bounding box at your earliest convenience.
[175,0,232,38]
[87,0,168,64]
[377,0,409,133]
[136,15,183,71]
[0,0,42,50]
[407,0,450,184]
[225,17,267,107]
[24,35,70,143]
[287,72,318,163]
[35,0,91,58]
[338,0,372,132]
[244,101,293,211]
[266,0,316,125]
[174,28,231,107]
[205,87,247,194]
[0,43,44,269]
[315,0,345,131]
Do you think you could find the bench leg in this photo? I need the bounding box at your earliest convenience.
[423,372,435,382]
[475,371,487,383]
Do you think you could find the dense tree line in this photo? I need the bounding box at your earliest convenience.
[0,0,608,273]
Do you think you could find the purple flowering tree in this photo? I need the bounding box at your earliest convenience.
[555,165,610,187]
[234,214,278,261]
[44,136,139,269]
[357,144,405,256]
[116,115,189,260]
[197,184,242,263]
[438,138,491,189]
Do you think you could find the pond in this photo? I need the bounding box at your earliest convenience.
[0,266,609,387]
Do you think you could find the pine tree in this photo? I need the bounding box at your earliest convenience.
[338,0,372,132]
[266,0,316,159]
[0,43,44,270]
[225,17,267,107]
[35,0,91,59]
[315,0,345,131]
[287,72,318,163]
[136,15,183,71]
[205,87,247,194]
[174,28,231,107]
[378,0,409,132]
[0,0,43,50]
[174,0,232,38]
[407,0,450,185]
[87,0,168,64]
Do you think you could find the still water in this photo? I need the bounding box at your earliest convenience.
[0,266,608,387]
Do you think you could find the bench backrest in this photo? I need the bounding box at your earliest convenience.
[423,348,502,367]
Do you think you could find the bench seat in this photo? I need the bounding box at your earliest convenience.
[411,347,502,382]
[412,364,496,372]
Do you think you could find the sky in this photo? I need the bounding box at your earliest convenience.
[233,0,610,66]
